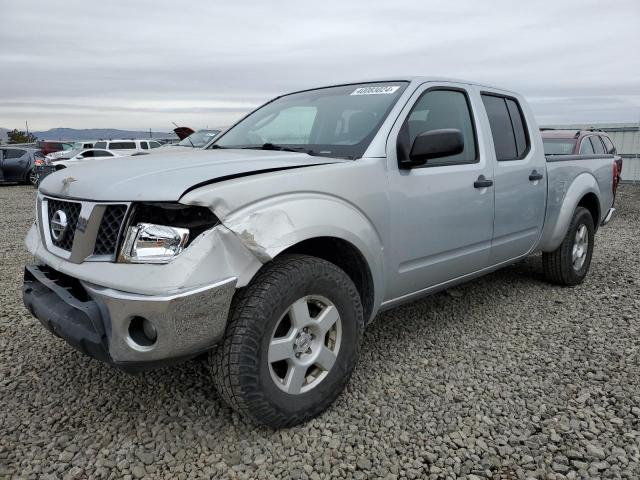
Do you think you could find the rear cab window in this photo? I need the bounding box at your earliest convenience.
[481,93,530,161]
[542,138,576,155]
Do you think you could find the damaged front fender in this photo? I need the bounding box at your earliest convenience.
[182,190,386,296]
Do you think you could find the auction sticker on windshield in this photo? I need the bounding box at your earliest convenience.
[351,86,400,95]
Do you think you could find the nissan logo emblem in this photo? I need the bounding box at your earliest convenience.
[50,210,69,241]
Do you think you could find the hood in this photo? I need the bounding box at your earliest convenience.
[39,149,343,202]
[173,126,195,140]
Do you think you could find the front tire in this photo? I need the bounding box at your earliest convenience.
[211,254,364,428]
[542,206,595,286]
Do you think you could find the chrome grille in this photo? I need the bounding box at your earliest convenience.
[40,195,131,263]
[47,199,81,251]
[93,205,127,256]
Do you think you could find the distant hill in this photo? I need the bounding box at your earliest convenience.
[30,128,178,141]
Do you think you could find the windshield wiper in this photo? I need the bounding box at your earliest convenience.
[242,143,309,153]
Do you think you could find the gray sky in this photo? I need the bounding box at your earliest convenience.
[1,0,639,131]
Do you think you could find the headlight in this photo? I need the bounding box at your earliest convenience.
[117,203,218,264]
[121,223,190,264]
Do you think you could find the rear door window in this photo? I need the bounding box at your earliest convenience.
[505,99,528,157]
[481,94,529,161]
[579,138,594,154]
[94,141,107,149]
[140,141,149,149]
[93,150,113,157]
[109,142,136,149]
[589,136,605,154]
[601,136,616,154]
[4,149,26,159]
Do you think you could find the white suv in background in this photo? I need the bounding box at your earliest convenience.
[93,139,162,154]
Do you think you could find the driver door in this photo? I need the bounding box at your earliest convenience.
[385,83,495,300]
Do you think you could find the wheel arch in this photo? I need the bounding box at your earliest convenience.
[277,236,376,323]
[576,192,600,232]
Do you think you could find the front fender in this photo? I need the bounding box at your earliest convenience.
[185,191,385,309]
[538,172,601,252]
[226,193,382,272]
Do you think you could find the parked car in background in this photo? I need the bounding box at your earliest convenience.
[50,148,128,168]
[37,141,75,156]
[0,147,44,184]
[541,128,623,185]
[25,78,619,427]
[160,129,221,151]
[93,139,162,154]
[46,141,97,161]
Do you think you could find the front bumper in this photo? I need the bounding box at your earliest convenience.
[23,264,236,371]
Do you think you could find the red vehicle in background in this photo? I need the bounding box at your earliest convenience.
[37,140,74,156]
[541,128,623,189]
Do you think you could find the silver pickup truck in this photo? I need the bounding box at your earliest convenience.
[23,78,618,427]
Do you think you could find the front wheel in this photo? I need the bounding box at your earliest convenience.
[211,254,364,428]
[542,206,595,286]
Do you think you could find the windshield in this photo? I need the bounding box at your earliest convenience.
[211,82,408,159]
[178,130,221,147]
[543,138,576,155]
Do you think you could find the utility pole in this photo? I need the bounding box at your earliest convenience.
[635,116,639,185]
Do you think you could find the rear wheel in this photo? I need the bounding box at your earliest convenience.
[211,254,364,427]
[27,168,38,186]
[542,206,595,286]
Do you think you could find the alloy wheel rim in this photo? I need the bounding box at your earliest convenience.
[572,224,588,271]
[268,295,342,395]
[29,169,38,185]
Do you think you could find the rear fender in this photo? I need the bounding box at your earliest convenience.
[538,172,601,252]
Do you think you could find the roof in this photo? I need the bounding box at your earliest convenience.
[288,76,518,97]
[540,128,611,139]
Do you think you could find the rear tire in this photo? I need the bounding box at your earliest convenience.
[211,254,364,428]
[542,206,595,286]
[27,168,39,186]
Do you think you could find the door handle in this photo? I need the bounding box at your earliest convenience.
[529,170,543,181]
[474,175,493,189]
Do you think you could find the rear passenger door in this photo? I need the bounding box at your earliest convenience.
[480,91,546,264]
[386,83,495,299]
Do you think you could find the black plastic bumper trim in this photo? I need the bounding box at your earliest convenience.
[22,265,198,373]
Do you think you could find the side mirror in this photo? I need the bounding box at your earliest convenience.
[75,155,84,160]
[405,128,464,167]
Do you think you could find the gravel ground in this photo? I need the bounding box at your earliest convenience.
[1,184,639,480]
